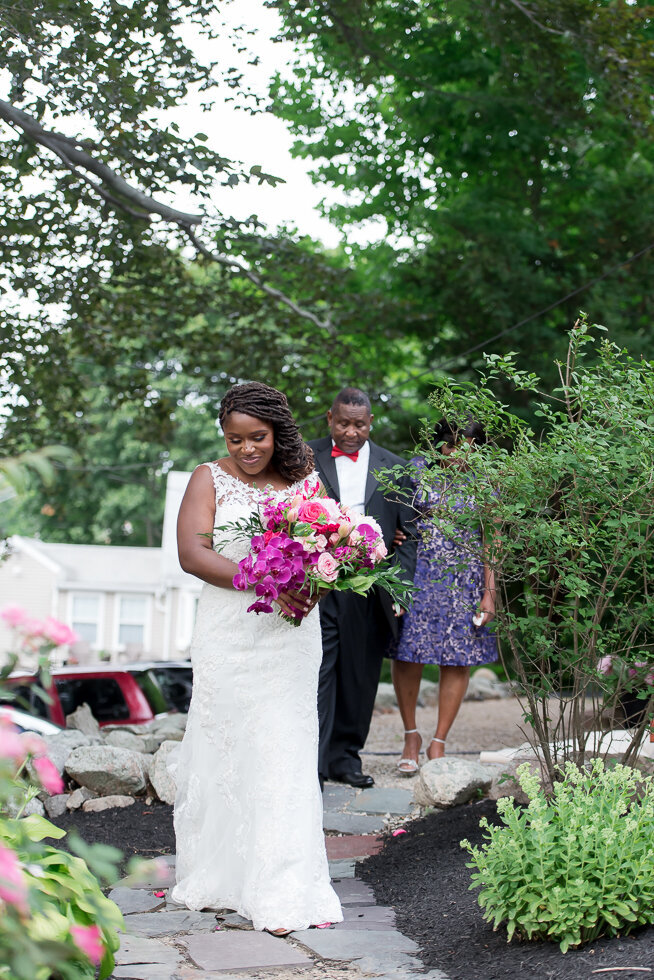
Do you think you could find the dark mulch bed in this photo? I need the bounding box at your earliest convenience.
[358,799,654,980]
[51,801,176,868]
[52,800,654,978]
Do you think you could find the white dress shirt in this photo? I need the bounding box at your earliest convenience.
[332,439,370,515]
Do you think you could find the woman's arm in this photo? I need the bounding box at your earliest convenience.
[177,466,240,589]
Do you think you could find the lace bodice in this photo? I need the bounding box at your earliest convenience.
[201,461,319,563]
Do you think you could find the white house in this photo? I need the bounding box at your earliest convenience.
[0,472,200,666]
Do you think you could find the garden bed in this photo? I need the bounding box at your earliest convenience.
[359,799,654,980]
[51,798,654,979]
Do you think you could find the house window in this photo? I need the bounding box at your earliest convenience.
[70,594,102,647]
[117,595,148,649]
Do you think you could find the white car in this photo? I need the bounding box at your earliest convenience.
[0,705,63,736]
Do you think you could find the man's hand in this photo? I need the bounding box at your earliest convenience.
[393,528,407,547]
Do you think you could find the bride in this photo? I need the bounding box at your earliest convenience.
[171,381,342,934]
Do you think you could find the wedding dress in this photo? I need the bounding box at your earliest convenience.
[171,462,342,931]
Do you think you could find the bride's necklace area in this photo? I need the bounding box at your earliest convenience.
[217,459,290,493]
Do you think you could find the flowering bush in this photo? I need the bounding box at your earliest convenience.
[0,605,167,978]
[219,479,412,622]
[462,760,654,952]
[0,714,124,978]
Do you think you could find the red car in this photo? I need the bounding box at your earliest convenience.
[2,666,159,728]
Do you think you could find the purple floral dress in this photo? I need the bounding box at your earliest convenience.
[388,459,497,667]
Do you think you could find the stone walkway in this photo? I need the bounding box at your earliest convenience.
[109,783,448,980]
[109,700,528,978]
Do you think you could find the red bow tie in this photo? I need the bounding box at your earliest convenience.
[331,446,359,462]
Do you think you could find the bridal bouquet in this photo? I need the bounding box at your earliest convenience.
[217,479,413,623]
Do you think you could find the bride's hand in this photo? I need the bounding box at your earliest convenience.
[275,588,322,620]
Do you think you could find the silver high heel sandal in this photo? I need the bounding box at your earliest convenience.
[427,736,446,760]
[397,729,422,776]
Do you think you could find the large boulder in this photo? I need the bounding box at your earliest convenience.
[43,730,104,775]
[149,740,179,804]
[414,757,494,808]
[147,717,186,743]
[65,703,101,736]
[465,669,512,701]
[65,745,150,796]
[486,760,553,805]
[104,729,150,754]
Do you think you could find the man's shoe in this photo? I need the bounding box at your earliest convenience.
[331,770,374,788]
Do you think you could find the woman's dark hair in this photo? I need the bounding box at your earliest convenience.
[433,417,488,449]
[218,382,315,483]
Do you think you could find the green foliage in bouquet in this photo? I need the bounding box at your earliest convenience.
[462,760,654,952]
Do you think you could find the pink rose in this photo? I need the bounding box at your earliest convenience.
[348,530,363,545]
[0,605,27,629]
[32,755,64,795]
[70,924,104,965]
[315,534,328,551]
[329,532,340,546]
[316,553,340,583]
[42,617,78,647]
[337,520,353,539]
[373,542,388,562]
[0,843,28,915]
[297,500,333,526]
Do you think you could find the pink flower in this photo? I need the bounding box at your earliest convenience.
[297,500,334,526]
[337,520,353,539]
[329,532,340,546]
[0,719,27,762]
[0,843,29,915]
[315,534,328,551]
[32,755,64,795]
[316,553,340,583]
[42,617,78,647]
[0,605,27,629]
[20,732,47,757]
[373,542,388,562]
[70,924,104,965]
[286,507,299,523]
[596,656,614,676]
[21,618,45,639]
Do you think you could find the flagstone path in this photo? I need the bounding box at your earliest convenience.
[109,783,449,980]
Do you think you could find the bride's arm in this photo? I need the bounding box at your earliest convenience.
[177,466,240,589]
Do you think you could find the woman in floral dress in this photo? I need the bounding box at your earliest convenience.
[388,419,497,774]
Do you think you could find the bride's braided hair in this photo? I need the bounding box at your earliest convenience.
[219,382,315,483]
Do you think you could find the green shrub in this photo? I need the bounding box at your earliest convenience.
[413,318,654,778]
[462,759,654,952]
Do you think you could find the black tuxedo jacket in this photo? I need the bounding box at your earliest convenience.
[308,436,418,634]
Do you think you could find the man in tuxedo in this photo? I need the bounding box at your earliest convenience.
[309,387,417,788]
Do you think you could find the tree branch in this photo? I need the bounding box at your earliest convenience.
[504,0,568,36]
[0,98,203,226]
[0,97,335,332]
[185,229,335,335]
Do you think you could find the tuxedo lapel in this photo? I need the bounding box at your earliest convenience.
[314,440,340,500]
[364,440,383,506]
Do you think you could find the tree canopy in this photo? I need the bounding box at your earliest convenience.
[270,0,654,384]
